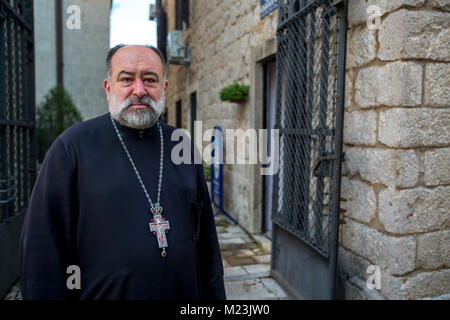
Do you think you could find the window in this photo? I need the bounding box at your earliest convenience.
[176,100,182,128]
[175,0,189,30]
[156,1,168,60]
[190,92,197,138]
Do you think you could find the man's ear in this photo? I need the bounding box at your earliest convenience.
[103,78,111,97]
[163,79,168,92]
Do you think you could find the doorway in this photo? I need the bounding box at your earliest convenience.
[262,60,276,237]
[176,100,182,128]
[190,92,197,138]
[271,0,348,299]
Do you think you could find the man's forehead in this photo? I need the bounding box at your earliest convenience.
[111,46,163,74]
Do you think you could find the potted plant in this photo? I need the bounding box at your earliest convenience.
[203,160,211,181]
[219,83,249,104]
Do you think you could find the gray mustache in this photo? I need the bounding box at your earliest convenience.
[127,96,155,108]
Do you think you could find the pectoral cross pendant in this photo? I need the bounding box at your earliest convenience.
[149,205,170,258]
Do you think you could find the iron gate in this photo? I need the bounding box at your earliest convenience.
[0,0,35,297]
[271,0,347,299]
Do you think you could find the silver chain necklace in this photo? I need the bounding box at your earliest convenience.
[110,115,170,258]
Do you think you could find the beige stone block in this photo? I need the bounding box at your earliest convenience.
[379,108,450,147]
[341,220,416,275]
[355,62,422,108]
[378,10,450,61]
[424,147,450,186]
[346,276,386,300]
[344,110,377,146]
[345,148,419,188]
[345,72,354,111]
[402,270,450,299]
[341,177,377,223]
[345,281,368,300]
[378,269,405,299]
[347,27,377,68]
[424,63,450,107]
[379,268,450,300]
[417,230,450,270]
[348,0,425,27]
[378,186,450,234]
[338,247,372,281]
[431,0,450,11]
[397,150,420,188]
[387,236,416,276]
[341,220,383,266]
[422,293,450,300]
[345,148,395,185]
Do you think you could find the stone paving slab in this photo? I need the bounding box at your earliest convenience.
[253,254,271,264]
[225,278,284,300]
[242,264,270,275]
[216,213,291,300]
[3,281,21,300]
[224,266,247,278]
[260,278,290,300]
[224,272,272,282]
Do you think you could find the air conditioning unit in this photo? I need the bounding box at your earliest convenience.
[167,30,187,65]
[149,4,157,21]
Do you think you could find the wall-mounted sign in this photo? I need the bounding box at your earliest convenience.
[260,0,278,19]
[210,126,238,224]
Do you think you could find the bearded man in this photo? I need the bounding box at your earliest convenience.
[19,45,226,300]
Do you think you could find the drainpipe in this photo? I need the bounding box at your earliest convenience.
[55,0,63,86]
[55,0,63,132]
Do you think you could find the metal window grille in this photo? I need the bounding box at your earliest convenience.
[0,0,35,223]
[272,0,346,258]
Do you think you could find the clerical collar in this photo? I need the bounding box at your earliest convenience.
[111,116,159,140]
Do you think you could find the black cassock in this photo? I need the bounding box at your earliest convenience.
[19,113,226,300]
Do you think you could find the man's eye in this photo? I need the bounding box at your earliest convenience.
[144,78,156,83]
[121,78,132,82]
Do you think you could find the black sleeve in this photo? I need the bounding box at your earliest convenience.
[194,161,227,300]
[19,138,78,300]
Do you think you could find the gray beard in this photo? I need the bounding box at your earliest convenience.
[109,91,165,129]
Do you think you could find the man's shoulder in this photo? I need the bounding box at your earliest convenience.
[159,120,193,139]
[158,120,177,134]
[57,113,110,143]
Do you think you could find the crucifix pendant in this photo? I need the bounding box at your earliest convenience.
[149,205,170,258]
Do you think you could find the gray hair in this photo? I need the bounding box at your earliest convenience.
[105,44,167,80]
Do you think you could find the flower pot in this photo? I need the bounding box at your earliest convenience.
[230,99,246,104]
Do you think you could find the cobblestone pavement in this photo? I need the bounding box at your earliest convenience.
[3,280,21,300]
[215,214,291,300]
[3,214,290,300]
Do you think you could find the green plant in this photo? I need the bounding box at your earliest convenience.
[203,160,211,181]
[219,83,249,102]
[36,85,83,162]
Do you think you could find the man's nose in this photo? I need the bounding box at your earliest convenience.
[132,78,146,97]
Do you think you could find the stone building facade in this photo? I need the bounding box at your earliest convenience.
[339,0,449,300]
[162,0,279,235]
[160,0,449,299]
[34,0,111,120]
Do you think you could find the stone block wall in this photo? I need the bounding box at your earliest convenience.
[163,0,278,233]
[339,0,450,299]
[162,0,450,299]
